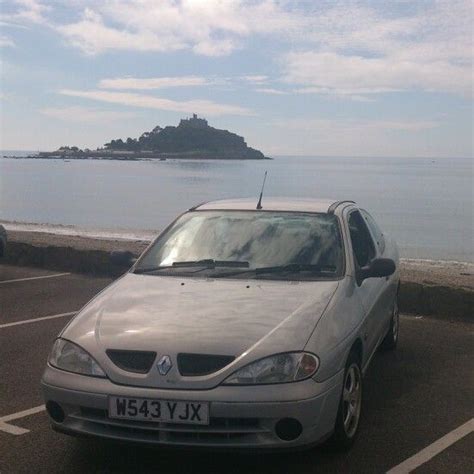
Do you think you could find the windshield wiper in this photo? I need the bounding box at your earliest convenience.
[133,265,175,274]
[255,263,332,274]
[172,259,249,268]
[212,263,336,278]
[134,259,249,274]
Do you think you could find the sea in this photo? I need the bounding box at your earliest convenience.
[0,152,472,263]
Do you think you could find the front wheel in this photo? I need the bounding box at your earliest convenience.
[330,351,363,450]
[380,294,399,351]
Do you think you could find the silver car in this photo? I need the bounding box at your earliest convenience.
[42,198,399,450]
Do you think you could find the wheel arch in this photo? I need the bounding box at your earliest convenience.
[350,338,363,365]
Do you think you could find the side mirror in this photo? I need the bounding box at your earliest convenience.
[110,251,136,268]
[358,258,396,283]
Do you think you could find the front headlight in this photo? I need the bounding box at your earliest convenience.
[49,339,106,377]
[223,352,319,385]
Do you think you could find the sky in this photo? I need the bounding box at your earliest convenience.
[0,0,472,157]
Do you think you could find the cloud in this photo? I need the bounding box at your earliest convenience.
[61,1,474,99]
[3,0,472,101]
[58,89,254,116]
[1,0,50,25]
[277,118,440,133]
[53,0,295,56]
[281,0,472,98]
[55,6,241,57]
[241,75,268,84]
[40,106,136,123]
[0,35,15,47]
[256,88,287,95]
[99,76,209,90]
[56,8,183,56]
[193,38,237,57]
[98,75,283,91]
[284,51,472,98]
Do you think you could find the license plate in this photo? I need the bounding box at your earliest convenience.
[108,396,209,425]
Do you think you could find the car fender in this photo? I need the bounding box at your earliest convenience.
[305,276,367,382]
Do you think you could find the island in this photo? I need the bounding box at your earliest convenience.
[15,115,269,161]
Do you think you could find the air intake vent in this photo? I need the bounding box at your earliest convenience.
[177,353,235,376]
[106,350,156,374]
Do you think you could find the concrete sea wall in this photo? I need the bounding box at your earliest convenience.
[3,234,473,321]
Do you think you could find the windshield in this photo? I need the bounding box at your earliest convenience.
[135,210,344,280]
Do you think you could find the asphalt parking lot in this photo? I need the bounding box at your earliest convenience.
[0,263,472,474]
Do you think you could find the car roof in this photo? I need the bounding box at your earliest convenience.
[194,197,355,214]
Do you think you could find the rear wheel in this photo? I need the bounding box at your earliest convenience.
[330,350,363,450]
[380,294,399,351]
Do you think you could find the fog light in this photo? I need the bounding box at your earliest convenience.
[46,401,65,423]
[275,418,302,441]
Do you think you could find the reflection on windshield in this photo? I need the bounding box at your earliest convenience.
[136,211,344,279]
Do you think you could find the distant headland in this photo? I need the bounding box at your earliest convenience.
[9,115,269,161]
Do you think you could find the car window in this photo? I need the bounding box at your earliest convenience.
[136,210,345,279]
[348,210,376,268]
[360,209,385,254]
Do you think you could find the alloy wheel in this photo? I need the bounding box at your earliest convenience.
[342,363,362,438]
[392,298,399,342]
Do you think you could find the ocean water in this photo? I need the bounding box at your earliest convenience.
[0,153,472,262]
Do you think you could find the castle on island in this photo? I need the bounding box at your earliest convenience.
[141,114,209,140]
[179,113,209,129]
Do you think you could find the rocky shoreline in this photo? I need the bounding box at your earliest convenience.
[2,229,473,320]
[7,150,272,161]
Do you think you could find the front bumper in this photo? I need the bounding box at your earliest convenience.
[42,365,343,449]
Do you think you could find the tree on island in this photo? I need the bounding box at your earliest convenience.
[58,146,80,152]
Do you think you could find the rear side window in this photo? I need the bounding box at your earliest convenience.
[361,209,386,254]
[348,211,376,268]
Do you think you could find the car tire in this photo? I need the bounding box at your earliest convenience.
[330,349,363,450]
[380,293,399,351]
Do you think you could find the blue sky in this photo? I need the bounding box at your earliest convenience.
[0,0,472,157]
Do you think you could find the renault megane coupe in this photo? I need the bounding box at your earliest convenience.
[42,198,399,450]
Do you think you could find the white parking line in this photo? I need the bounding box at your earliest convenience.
[386,418,474,473]
[0,272,70,284]
[0,405,45,435]
[0,311,77,329]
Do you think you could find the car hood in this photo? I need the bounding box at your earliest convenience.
[63,273,339,389]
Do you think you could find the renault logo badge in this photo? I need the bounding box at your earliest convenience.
[157,355,172,375]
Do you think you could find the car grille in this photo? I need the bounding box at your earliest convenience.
[106,350,156,374]
[73,407,268,445]
[177,353,235,376]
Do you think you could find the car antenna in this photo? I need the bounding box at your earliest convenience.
[256,171,268,210]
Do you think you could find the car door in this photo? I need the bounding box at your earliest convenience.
[360,209,386,255]
[360,208,395,338]
[347,209,386,358]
